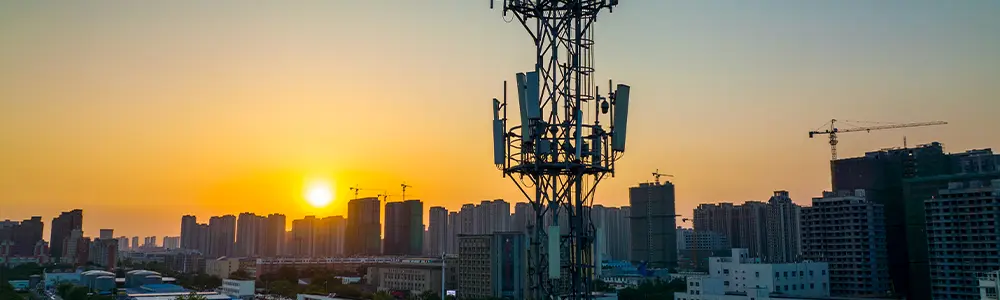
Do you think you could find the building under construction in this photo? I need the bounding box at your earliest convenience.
[628,182,677,269]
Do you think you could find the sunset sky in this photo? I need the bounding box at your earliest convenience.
[2,1,998,238]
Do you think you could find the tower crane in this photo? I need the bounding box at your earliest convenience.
[401,182,412,201]
[652,169,673,185]
[808,119,947,160]
[349,185,381,200]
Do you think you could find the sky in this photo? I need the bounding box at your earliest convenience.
[1,1,998,239]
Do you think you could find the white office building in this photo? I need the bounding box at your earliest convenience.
[220,279,255,300]
[675,249,830,300]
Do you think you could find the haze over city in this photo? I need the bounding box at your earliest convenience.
[2,0,998,240]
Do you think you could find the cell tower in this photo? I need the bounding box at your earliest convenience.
[489,1,630,298]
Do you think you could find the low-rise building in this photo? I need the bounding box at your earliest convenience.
[205,256,243,279]
[368,265,445,294]
[220,279,255,300]
[675,249,830,300]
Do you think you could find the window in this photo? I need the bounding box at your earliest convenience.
[784,285,788,291]
[784,271,788,277]
[822,270,826,275]
[724,281,729,286]
[801,284,805,290]
[810,283,815,289]
[755,271,759,278]
[799,271,804,276]
[724,269,730,275]
[809,270,814,276]
[792,285,796,291]
[775,272,780,278]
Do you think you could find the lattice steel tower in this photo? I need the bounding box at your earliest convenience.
[489,1,631,298]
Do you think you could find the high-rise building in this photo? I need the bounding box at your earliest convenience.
[117,236,129,251]
[208,215,236,258]
[628,182,677,268]
[924,178,1000,299]
[347,197,381,256]
[765,191,801,262]
[460,204,475,233]
[429,206,448,256]
[98,229,113,240]
[384,200,423,256]
[143,236,157,248]
[447,211,460,254]
[131,236,139,250]
[50,209,83,260]
[88,237,118,270]
[694,200,771,260]
[831,142,951,299]
[676,228,730,271]
[291,216,316,257]
[610,206,631,261]
[832,143,1000,299]
[801,189,889,297]
[457,232,528,299]
[511,202,532,235]
[63,229,85,265]
[236,212,265,257]
[163,236,180,249]
[262,213,286,257]
[0,216,44,257]
[310,215,346,257]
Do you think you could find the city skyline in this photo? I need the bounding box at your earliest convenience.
[2,1,998,238]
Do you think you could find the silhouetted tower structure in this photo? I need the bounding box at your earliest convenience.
[488,1,632,298]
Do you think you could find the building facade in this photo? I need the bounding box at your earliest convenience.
[235,213,265,257]
[765,191,801,263]
[384,200,424,256]
[50,209,83,260]
[629,182,677,268]
[925,179,1000,299]
[347,197,382,256]
[208,215,237,258]
[429,206,448,256]
[457,232,528,300]
[801,190,890,297]
[674,248,830,299]
[0,216,44,258]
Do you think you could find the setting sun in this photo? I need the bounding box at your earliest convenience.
[305,181,334,208]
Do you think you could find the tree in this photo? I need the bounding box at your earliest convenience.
[65,286,90,300]
[229,269,252,280]
[593,279,614,292]
[0,281,24,300]
[56,283,75,298]
[269,280,296,298]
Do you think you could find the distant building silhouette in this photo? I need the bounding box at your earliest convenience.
[346,197,381,256]
[50,209,83,260]
[235,212,265,257]
[384,199,423,256]
[208,215,236,258]
[262,213,286,257]
[428,206,448,255]
[0,216,44,257]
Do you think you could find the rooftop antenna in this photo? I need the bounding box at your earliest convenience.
[488,0,630,298]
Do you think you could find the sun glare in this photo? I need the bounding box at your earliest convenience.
[305,181,334,208]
